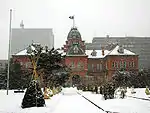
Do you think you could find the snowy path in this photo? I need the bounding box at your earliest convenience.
[52,92,105,113]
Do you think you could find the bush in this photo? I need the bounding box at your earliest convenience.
[101,82,115,100]
[114,87,127,99]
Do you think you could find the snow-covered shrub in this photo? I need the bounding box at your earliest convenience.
[130,87,136,94]
[126,87,136,95]
[114,87,127,99]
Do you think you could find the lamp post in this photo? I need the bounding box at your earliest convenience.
[7,9,12,95]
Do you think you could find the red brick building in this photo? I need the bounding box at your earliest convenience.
[63,27,88,77]
[12,54,31,71]
[85,49,110,85]
[63,27,138,85]
[105,45,138,81]
[13,27,139,86]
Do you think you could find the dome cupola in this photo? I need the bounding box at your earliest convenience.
[67,27,81,39]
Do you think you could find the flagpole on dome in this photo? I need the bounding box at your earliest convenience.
[69,15,75,28]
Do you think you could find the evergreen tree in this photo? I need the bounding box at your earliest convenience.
[21,80,45,108]
[0,64,7,89]
[102,81,115,100]
[51,71,69,88]
[4,59,31,89]
[9,61,22,89]
[112,69,150,88]
[136,69,150,88]
[37,47,69,88]
[112,70,131,88]
[72,75,81,86]
[126,71,140,88]
[1,59,31,90]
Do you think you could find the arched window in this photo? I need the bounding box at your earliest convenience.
[100,64,102,71]
[124,61,126,68]
[120,61,123,68]
[88,64,91,70]
[132,62,135,67]
[112,62,115,68]
[115,62,118,68]
[97,64,99,70]
[78,62,81,68]
[70,61,75,68]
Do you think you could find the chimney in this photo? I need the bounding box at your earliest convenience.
[20,20,24,29]
[102,47,104,56]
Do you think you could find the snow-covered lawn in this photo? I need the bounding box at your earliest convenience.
[79,88,150,113]
[0,88,150,113]
[127,88,150,99]
[0,90,62,113]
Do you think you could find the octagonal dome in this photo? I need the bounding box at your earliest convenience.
[67,27,81,39]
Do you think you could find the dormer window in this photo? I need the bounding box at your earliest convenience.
[73,36,76,38]
[118,45,124,53]
[91,50,97,56]
[73,45,79,53]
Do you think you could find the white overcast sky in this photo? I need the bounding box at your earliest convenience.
[0,0,150,59]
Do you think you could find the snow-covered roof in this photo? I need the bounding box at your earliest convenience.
[14,46,66,56]
[15,49,28,55]
[86,50,110,58]
[15,45,136,57]
[107,45,136,56]
[15,45,39,56]
[86,45,136,58]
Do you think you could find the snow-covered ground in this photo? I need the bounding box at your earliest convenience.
[0,88,150,113]
[79,88,150,113]
[127,88,150,99]
[0,90,62,113]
